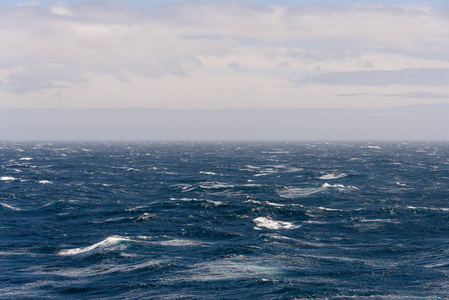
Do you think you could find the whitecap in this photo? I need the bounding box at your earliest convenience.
[242,183,263,187]
[169,198,224,206]
[253,217,300,230]
[263,150,290,154]
[154,239,207,246]
[199,171,217,175]
[322,183,357,190]
[199,182,234,189]
[303,220,329,224]
[319,173,346,180]
[252,167,278,177]
[0,202,20,210]
[322,183,345,188]
[163,171,179,175]
[317,206,340,211]
[38,180,52,184]
[265,201,285,207]
[58,236,134,256]
[362,145,381,149]
[170,183,194,192]
[244,199,262,204]
[0,176,16,181]
[170,197,196,201]
[406,206,449,212]
[19,157,33,161]
[246,165,260,170]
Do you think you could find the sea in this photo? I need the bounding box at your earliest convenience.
[1,141,449,299]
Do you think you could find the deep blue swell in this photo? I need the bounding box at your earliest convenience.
[1,142,449,298]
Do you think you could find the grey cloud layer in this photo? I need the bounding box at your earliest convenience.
[300,68,449,86]
[338,92,449,98]
[1,2,449,93]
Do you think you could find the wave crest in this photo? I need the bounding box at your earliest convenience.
[59,236,134,256]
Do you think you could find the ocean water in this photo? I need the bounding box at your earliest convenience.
[1,141,449,299]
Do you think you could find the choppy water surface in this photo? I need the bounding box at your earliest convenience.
[1,141,449,299]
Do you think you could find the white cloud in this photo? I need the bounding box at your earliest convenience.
[0,1,448,109]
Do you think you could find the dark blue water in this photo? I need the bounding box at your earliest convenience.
[1,141,449,299]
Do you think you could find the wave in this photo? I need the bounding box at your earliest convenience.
[0,202,20,211]
[170,183,195,192]
[278,187,322,198]
[253,217,300,230]
[406,206,449,212]
[55,259,165,277]
[173,258,284,282]
[199,171,218,175]
[265,201,285,207]
[19,157,34,161]
[38,180,52,184]
[134,212,156,221]
[319,173,347,180]
[262,233,328,247]
[0,176,16,181]
[153,239,207,246]
[316,206,341,212]
[199,182,234,189]
[169,198,225,206]
[245,165,260,170]
[322,183,357,190]
[278,182,356,198]
[58,236,135,256]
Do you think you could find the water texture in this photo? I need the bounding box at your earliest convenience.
[1,141,449,299]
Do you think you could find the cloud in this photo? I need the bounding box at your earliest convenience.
[381,92,449,98]
[0,2,449,94]
[228,62,247,72]
[299,68,449,86]
[2,65,88,94]
[337,92,449,98]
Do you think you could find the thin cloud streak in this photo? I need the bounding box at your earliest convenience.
[338,92,449,98]
[299,68,449,87]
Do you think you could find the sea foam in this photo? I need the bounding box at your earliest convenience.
[38,180,52,184]
[59,236,134,256]
[278,187,322,198]
[253,217,300,230]
[319,173,347,180]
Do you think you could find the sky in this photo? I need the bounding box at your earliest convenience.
[1,0,449,110]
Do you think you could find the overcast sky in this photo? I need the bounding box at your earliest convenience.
[1,0,449,109]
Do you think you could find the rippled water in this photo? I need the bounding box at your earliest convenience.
[1,141,449,299]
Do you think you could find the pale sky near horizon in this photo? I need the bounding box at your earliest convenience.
[1,0,449,110]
